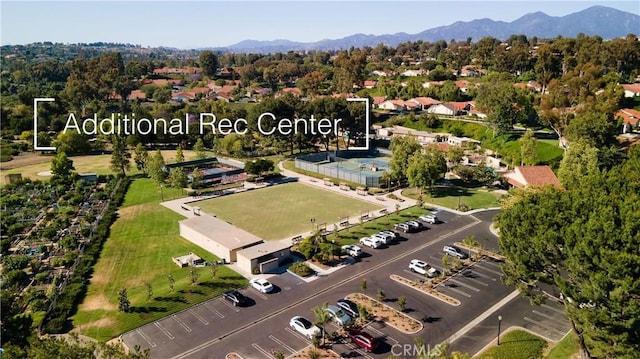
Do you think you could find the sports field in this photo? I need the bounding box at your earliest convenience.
[195,182,382,240]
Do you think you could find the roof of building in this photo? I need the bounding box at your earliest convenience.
[621,83,640,94]
[236,240,291,260]
[505,166,562,189]
[179,214,263,250]
[616,108,640,125]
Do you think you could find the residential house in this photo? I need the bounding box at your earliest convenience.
[153,67,201,75]
[369,70,394,77]
[526,81,544,93]
[405,97,440,111]
[447,136,480,148]
[422,81,443,88]
[427,102,470,116]
[621,83,640,98]
[364,80,378,89]
[372,96,387,108]
[454,80,470,93]
[378,126,446,145]
[378,99,407,112]
[503,166,563,189]
[280,87,302,97]
[460,66,482,77]
[401,69,426,77]
[615,108,640,132]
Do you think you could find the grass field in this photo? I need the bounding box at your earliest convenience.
[477,329,548,359]
[403,186,502,211]
[0,150,207,185]
[195,182,382,240]
[545,332,579,359]
[71,178,247,341]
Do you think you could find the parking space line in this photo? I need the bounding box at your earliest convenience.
[480,259,502,269]
[429,255,443,263]
[269,335,296,353]
[365,325,399,344]
[190,309,209,325]
[439,284,472,298]
[204,302,225,318]
[251,343,275,359]
[154,322,175,340]
[463,269,497,281]
[532,310,569,326]
[219,298,241,312]
[458,273,489,287]
[542,303,566,315]
[172,314,192,332]
[402,269,431,281]
[524,317,567,336]
[135,328,156,348]
[285,327,311,344]
[253,290,269,301]
[472,263,503,276]
[343,343,373,359]
[447,278,480,292]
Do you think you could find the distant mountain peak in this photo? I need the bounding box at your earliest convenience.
[217,6,639,53]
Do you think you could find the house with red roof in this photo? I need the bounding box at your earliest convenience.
[503,166,563,189]
[378,99,407,112]
[406,97,441,111]
[363,80,378,89]
[621,83,640,98]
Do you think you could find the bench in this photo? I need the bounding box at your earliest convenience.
[291,235,303,244]
[379,209,388,214]
[360,214,369,221]
[339,220,349,227]
[181,205,189,211]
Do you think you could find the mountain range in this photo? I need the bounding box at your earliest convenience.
[215,6,639,53]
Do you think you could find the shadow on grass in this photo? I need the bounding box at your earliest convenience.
[130,306,168,313]
[154,296,187,303]
[178,288,205,295]
[429,186,472,199]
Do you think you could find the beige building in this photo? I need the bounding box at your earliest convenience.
[236,241,292,274]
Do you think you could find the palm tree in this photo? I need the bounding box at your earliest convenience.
[311,302,331,346]
[462,235,479,259]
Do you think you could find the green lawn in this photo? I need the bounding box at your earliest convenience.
[403,186,502,211]
[72,178,248,341]
[477,330,548,359]
[546,332,579,359]
[195,182,382,240]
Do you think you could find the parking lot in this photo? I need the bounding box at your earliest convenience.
[122,209,570,358]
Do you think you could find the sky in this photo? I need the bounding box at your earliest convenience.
[1,1,638,49]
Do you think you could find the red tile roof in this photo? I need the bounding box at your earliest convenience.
[615,108,640,126]
[622,83,640,94]
[506,166,562,189]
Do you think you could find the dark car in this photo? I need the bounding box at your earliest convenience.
[337,299,360,318]
[222,290,249,307]
[348,329,380,353]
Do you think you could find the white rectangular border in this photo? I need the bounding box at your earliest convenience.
[34,98,57,151]
[346,97,370,150]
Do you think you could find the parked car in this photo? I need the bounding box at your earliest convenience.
[409,259,439,278]
[379,230,399,239]
[393,223,411,233]
[249,278,273,293]
[443,245,468,259]
[406,220,423,230]
[222,290,249,307]
[371,233,391,245]
[325,305,351,326]
[336,299,359,318]
[419,214,439,224]
[359,236,383,249]
[341,244,363,257]
[347,329,380,353]
[290,316,322,339]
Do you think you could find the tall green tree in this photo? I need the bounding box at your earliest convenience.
[109,135,131,177]
[497,146,640,358]
[50,151,75,180]
[199,51,219,78]
[168,167,188,190]
[519,129,537,166]
[311,302,331,345]
[118,288,130,313]
[389,136,422,182]
[175,144,185,163]
[406,147,447,194]
[475,79,527,136]
[133,143,149,173]
[147,150,166,185]
[194,138,207,159]
[557,141,599,189]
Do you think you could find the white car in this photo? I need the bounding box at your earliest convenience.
[325,305,351,326]
[359,236,382,249]
[249,278,274,293]
[419,214,439,224]
[290,316,322,339]
[342,244,363,257]
[409,259,439,278]
[379,230,399,239]
[370,233,391,245]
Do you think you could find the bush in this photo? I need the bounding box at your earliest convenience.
[289,262,314,277]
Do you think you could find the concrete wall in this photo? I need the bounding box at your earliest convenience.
[179,223,232,263]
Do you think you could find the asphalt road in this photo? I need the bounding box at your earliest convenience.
[122,209,570,359]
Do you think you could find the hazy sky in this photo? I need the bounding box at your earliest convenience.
[1,1,638,49]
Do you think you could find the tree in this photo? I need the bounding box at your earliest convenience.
[389,136,422,182]
[446,145,464,168]
[51,151,75,180]
[397,296,407,312]
[497,148,640,358]
[557,141,599,189]
[377,288,386,302]
[311,302,331,346]
[118,288,130,312]
[189,266,199,285]
[519,129,537,166]
[133,143,149,173]
[475,78,527,136]
[566,111,616,149]
[175,144,185,163]
[194,138,207,159]
[167,274,175,293]
[199,51,219,78]
[110,135,131,177]
[361,279,367,294]
[210,262,218,279]
[147,150,166,185]
[191,167,204,189]
[168,167,188,190]
[53,131,91,155]
[407,146,447,194]
[462,235,479,260]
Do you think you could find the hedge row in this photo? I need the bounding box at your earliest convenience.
[41,176,131,334]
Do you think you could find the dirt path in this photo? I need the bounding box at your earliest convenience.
[0,152,52,170]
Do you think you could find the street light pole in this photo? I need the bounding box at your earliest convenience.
[160,184,164,201]
[498,315,503,345]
